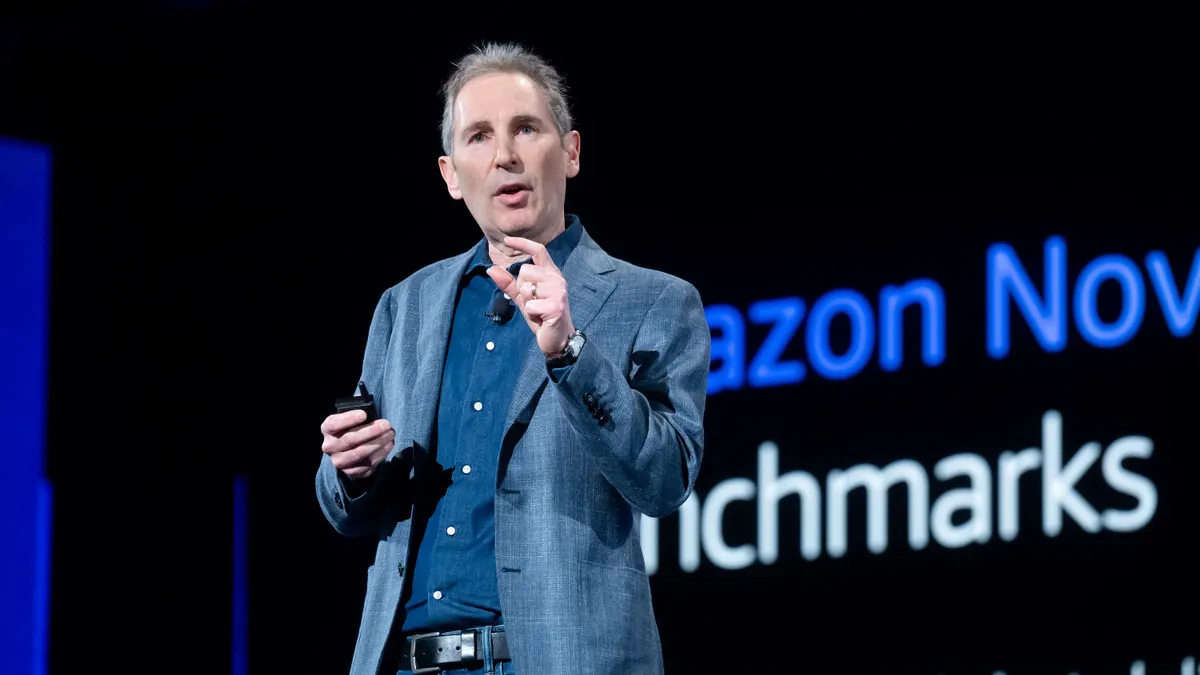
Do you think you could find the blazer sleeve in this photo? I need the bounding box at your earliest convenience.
[315,286,410,537]
[549,278,709,518]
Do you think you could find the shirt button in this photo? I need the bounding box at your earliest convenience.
[473,401,483,411]
[433,590,443,600]
[446,526,456,536]
[486,341,495,351]
[462,465,471,474]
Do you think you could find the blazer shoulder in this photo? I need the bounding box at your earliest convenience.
[604,254,703,302]
[378,252,468,303]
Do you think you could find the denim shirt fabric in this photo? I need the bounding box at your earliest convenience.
[400,217,584,635]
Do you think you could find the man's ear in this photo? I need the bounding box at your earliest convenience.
[563,130,581,178]
[438,155,462,199]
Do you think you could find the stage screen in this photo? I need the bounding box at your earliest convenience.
[643,227,1198,674]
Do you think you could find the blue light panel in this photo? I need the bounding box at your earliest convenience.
[0,137,53,675]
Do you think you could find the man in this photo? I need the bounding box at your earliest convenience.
[315,42,709,675]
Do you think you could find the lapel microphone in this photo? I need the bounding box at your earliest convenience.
[485,292,515,324]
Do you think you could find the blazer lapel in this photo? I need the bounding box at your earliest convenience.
[503,228,617,435]
[407,249,474,456]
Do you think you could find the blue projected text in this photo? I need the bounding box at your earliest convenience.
[705,236,1199,394]
[987,237,1200,358]
[707,279,946,394]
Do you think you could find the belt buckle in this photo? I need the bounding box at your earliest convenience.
[459,629,479,664]
[407,632,442,674]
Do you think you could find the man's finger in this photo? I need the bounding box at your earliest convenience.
[331,442,377,470]
[515,264,556,283]
[321,409,367,435]
[503,236,556,270]
[484,265,518,299]
[331,432,395,469]
[323,419,390,454]
[518,275,562,297]
[484,264,532,314]
[341,419,390,448]
[523,298,566,320]
[520,298,542,318]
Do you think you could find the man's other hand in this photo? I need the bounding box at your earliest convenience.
[320,410,395,479]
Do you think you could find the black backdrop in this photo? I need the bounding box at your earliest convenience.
[2,4,1197,674]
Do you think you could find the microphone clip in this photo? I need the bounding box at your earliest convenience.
[486,292,515,324]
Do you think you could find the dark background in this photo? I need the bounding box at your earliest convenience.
[1,3,1197,673]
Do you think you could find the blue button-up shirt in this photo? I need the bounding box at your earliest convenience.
[400,216,584,635]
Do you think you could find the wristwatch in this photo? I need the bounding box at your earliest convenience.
[546,329,586,369]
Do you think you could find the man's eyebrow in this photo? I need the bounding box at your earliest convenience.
[511,114,545,127]
[460,119,491,139]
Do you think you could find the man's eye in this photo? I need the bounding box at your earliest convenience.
[469,133,485,143]
[519,126,534,134]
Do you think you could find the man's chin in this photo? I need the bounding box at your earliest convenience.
[493,213,540,238]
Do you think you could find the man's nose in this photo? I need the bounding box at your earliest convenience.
[494,136,519,167]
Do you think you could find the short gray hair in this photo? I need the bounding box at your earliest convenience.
[439,42,573,155]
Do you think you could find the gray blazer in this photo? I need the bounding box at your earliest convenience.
[315,225,709,675]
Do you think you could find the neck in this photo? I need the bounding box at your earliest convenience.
[487,217,565,267]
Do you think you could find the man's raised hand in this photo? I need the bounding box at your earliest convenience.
[486,236,575,358]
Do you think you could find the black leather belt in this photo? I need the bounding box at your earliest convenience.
[400,628,510,673]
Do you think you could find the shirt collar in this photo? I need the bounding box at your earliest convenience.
[464,214,584,278]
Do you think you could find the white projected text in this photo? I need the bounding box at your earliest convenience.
[641,409,1157,575]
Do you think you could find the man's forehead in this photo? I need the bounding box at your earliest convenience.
[455,72,548,119]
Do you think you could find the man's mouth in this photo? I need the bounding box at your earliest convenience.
[496,183,530,196]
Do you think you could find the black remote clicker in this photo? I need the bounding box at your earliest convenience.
[334,380,379,424]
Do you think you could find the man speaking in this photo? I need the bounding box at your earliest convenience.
[315,42,710,675]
